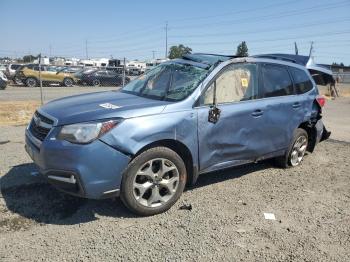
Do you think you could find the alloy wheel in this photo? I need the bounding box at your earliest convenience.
[290,135,308,166]
[26,78,36,87]
[92,79,100,86]
[64,78,73,87]
[132,158,179,207]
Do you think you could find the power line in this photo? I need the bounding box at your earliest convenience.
[169,17,350,39]
[170,30,350,46]
[170,1,350,30]
[169,0,301,22]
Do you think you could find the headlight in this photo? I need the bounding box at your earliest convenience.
[57,120,119,144]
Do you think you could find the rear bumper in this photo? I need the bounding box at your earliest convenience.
[315,119,331,144]
[25,127,131,199]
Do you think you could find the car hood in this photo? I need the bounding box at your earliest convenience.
[40,91,170,126]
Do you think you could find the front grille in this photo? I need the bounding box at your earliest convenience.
[29,111,54,141]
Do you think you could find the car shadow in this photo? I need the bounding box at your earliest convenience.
[189,161,272,191]
[1,161,273,226]
[0,163,138,227]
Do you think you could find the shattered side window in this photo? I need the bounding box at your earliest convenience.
[202,63,258,105]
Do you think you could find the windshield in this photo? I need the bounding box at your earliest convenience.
[122,62,207,101]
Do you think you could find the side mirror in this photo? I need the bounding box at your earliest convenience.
[208,105,221,124]
[207,80,221,123]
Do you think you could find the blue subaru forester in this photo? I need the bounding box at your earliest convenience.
[25,54,330,215]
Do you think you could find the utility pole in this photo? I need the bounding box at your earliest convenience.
[38,54,44,105]
[122,57,126,87]
[152,51,156,59]
[85,39,89,59]
[49,44,52,58]
[165,21,168,59]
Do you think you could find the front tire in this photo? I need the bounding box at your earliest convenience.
[274,128,308,168]
[25,77,38,87]
[92,79,100,86]
[121,147,187,216]
[63,77,74,87]
[13,76,22,85]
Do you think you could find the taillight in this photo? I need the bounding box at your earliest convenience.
[316,95,326,107]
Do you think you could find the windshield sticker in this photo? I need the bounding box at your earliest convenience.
[241,78,248,88]
[99,103,121,109]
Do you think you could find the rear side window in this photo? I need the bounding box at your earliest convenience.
[11,64,21,70]
[289,67,313,94]
[261,64,294,98]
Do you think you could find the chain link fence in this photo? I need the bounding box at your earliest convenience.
[1,56,146,104]
[333,72,350,84]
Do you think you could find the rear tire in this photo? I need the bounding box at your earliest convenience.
[274,128,308,168]
[121,147,187,216]
[25,77,37,87]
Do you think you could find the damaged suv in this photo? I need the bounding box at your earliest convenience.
[25,53,330,215]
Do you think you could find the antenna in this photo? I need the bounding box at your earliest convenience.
[294,42,298,55]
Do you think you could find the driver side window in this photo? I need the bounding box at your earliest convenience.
[202,63,258,105]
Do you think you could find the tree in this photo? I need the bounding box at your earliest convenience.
[332,62,345,67]
[168,44,192,59]
[22,55,37,63]
[235,41,249,57]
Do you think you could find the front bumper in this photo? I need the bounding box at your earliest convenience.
[25,126,131,199]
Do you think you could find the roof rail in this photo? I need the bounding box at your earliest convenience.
[191,53,241,58]
[253,54,297,64]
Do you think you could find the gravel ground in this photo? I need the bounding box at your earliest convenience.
[0,93,349,261]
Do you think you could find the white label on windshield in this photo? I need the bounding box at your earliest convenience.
[99,103,121,109]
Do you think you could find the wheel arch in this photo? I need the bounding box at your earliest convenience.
[133,139,198,186]
[298,121,317,153]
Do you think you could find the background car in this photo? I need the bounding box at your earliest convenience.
[16,65,78,87]
[106,66,124,74]
[5,63,22,84]
[0,71,8,89]
[0,64,7,73]
[127,67,141,76]
[75,69,129,86]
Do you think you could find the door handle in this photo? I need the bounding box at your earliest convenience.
[292,102,301,109]
[251,109,263,117]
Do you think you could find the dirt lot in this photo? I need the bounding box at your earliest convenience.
[0,86,349,261]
